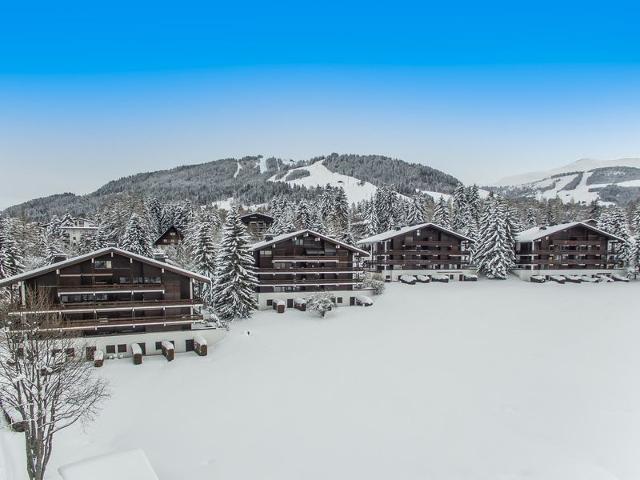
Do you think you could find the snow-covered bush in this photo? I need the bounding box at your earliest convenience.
[307,293,335,318]
[363,273,385,295]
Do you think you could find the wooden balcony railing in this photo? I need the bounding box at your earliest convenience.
[57,284,164,293]
[366,259,468,266]
[10,314,204,332]
[258,278,362,286]
[272,256,341,262]
[525,259,616,266]
[10,298,201,313]
[550,240,606,246]
[256,267,363,274]
[385,249,469,255]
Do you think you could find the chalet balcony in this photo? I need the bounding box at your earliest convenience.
[9,314,204,332]
[57,284,165,293]
[524,259,616,266]
[272,256,341,262]
[385,249,470,255]
[367,259,467,266]
[258,278,363,286]
[9,298,202,314]
[256,267,364,274]
[407,241,462,247]
[550,240,607,246]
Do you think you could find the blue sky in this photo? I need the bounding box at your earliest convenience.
[1,0,640,208]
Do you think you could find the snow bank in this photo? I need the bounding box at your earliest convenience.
[131,343,142,355]
[161,341,174,351]
[93,350,104,361]
[58,449,159,480]
[194,335,207,346]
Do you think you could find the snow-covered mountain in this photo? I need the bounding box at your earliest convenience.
[488,158,640,205]
[2,154,460,222]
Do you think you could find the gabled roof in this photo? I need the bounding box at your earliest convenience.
[240,212,274,221]
[357,223,473,245]
[515,221,625,243]
[153,225,183,244]
[0,247,211,288]
[251,229,369,256]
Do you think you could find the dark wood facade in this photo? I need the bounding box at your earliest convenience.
[1,248,209,336]
[154,225,183,248]
[515,223,621,270]
[241,212,274,238]
[252,230,366,294]
[358,224,472,277]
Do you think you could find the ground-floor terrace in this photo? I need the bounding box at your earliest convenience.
[1,278,635,479]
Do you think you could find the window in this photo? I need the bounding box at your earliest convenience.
[266,299,273,306]
[94,260,112,269]
[155,341,163,350]
[117,344,127,353]
[106,345,116,354]
[260,250,272,256]
[337,297,343,303]
[65,348,75,357]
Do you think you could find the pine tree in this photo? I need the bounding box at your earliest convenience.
[475,198,514,279]
[405,195,426,225]
[295,200,314,229]
[211,208,258,320]
[0,218,24,278]
[524,208,538,228]
[465,185,482,224]
[451,185,470,232]
[433,196,451,228]
[91,222,113,250]
[598,206,632,265]
[120,213,153,256]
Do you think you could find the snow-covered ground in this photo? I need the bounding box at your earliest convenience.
[7,279,640,479]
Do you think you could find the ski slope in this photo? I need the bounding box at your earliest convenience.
[269,160,378,205]
[35,279,640,480]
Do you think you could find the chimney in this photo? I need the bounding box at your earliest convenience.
[264,234,274,241]
[53,254,68,263]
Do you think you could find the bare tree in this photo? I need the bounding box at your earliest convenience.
[0,295,109,480]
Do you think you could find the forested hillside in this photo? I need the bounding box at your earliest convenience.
[2,154,460,222]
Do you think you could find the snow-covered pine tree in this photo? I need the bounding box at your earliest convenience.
[405,195,426,225]
[295,200,314,230]
[598,206,632,265]
[524,208,538,228]
[465,185,482,224]
[475,198,514,279]
[0,218,24,278]
[631,204,640,234]
[91,222,113,250]
[120,213,153,256]
[212,207,258,320]
[433,196,451,228]
[267,200,297,236]
[451,185,470,232]
[332,187,350,233]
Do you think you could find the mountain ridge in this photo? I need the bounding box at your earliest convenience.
[2,153,460,222]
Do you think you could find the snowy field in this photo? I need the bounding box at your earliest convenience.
[5,278,640,480]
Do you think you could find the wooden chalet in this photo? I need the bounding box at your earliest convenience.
[0,248,224,359]
[251,229,371,309]
[514,221,624,280]
[153,225,183,249]
[357,223,475,281]
[241,212,274,238]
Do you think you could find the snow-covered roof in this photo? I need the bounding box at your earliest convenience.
[251,229,369,256]
[0,246,211,288]
[357,223,472,245]
[240,212,274,221]
[515,221,625,243]
[58,449,159,480]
